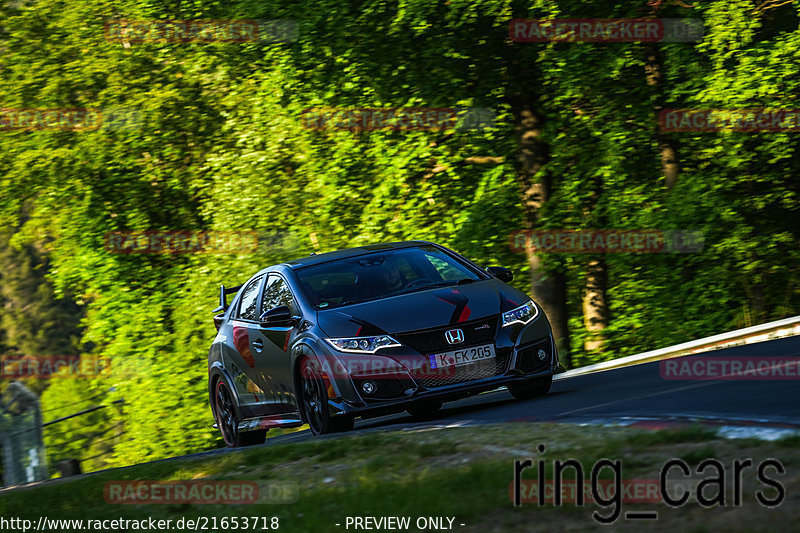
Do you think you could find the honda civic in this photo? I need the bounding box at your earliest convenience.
[208,241,558,446]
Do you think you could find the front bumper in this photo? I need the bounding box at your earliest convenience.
[332,362,556,419]
[316,313,558,418]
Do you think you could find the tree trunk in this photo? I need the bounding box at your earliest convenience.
[581,167,609,353]
[646,46,680,189]
[582,258,609,352]
[513,103,571,365]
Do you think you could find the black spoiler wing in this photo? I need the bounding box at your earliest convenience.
[212,284,243,314]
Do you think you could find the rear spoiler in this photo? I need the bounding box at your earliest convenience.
[212,284,243,314]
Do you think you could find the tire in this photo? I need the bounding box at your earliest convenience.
[406,400,444,420]
[214,379,267,447]
[299,357,354,435]
[508,375,553,401]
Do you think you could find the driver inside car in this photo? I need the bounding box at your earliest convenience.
[377,259,406,294]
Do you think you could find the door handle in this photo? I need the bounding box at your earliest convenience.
[252,339,264,353]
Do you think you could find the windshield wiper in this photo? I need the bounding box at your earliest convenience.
[407,278,478,292]
[431,278,476,288]
[336,298,374,307]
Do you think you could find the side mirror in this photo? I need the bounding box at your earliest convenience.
[486,266,513,283]
[259,305,300,327]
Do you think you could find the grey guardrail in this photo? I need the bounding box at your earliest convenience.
[555,315,800,380]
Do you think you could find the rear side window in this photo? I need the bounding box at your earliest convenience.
[238,275,263,320]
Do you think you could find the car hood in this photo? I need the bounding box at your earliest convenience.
[315,279,531,337]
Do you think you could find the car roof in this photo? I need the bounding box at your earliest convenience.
[280,240,434,270]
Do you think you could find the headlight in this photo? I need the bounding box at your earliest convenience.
[502,300,539,327]
[324,335,401,354]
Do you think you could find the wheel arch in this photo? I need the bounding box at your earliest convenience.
[291,340,323,424]
[208,362,243,420]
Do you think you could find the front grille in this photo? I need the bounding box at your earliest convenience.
[394,316,499,355]
[515,339,552,374]
[417,349,511,389]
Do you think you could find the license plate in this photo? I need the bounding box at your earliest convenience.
[429,344,496,369]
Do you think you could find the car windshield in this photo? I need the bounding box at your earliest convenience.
[295,245,484,309]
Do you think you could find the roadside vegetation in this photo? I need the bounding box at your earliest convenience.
[2,424,798,532]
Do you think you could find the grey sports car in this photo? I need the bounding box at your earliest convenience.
[208,241,558,446]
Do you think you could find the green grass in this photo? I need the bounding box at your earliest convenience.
[625,425,719,446]
[775,434,800,448]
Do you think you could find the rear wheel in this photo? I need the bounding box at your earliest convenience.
[508,375,553,401]
[406,400,443,420]
[214,379,266,447]
[299,358,354,435]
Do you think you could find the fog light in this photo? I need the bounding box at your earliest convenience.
[361,380,378,395]
[537,349,547,361]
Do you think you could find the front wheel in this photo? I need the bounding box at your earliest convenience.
[508,375,553,401]
[214,379,267,447]
[299,357,354,435]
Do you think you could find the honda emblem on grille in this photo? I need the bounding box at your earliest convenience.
[445,328,465,345]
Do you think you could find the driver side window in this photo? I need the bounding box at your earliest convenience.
[261,275,297,316]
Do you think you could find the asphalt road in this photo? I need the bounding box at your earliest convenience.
[270,335,800,446]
